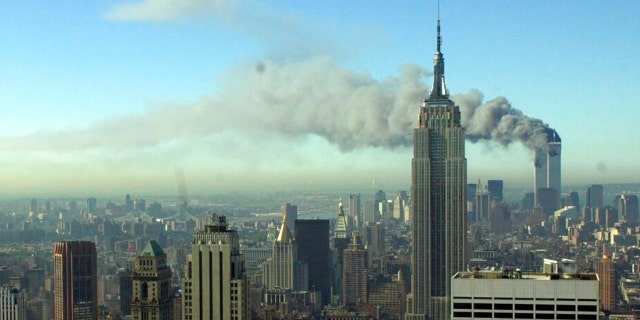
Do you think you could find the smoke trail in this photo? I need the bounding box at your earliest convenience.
[453,89,552,151]
[0,58,552,154]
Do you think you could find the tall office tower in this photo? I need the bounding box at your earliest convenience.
[586,184,604,208]
[604,206,619,229]
[349,193,362,228]
[597,253,616,312]
[282,203,297,235]
[407,17,467,320]
[26,268,44,297]
[466,184,477,217]
[342,232,368,305]
[533,129,562,206]
[0,286,28,320]
[263,215,307,291]
[490,203,511,234]
[487,180,503,203]
[182,214,249,320]
[521,192,534,211]
[393,193,405,221]
[332,200,350,298]
[132,241,173,320]
[118,269,133,315]
[86,197,97,213]
[537,187,560,216]
[374,190,387,218]
[54,241,98,320]
[620,194,639,222]
[363,200,380,224]
[475,184,490,221]
[363,222,385,260]
[564,190,580,209]
[295,220,330,304]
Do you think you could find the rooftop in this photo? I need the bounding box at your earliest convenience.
[454,270,597,281]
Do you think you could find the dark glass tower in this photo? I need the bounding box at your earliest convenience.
[295,219,330,304]
[406,18,467,320]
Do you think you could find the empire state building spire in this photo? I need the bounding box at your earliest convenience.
[407,10,467,320]
[429,19,448,100]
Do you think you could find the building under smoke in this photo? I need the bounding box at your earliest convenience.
[533,128,561,208]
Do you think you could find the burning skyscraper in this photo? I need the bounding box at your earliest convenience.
[534,128,561,208]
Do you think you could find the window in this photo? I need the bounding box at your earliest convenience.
[577,305,597,312]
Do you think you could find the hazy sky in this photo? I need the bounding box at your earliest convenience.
[1,0,639,195]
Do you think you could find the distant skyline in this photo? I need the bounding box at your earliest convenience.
[1,0,639,195]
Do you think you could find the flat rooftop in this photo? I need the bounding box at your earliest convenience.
[454,270,597,281]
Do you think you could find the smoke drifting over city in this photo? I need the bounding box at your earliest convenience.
[1,57,551,154]
[454,90,553,152]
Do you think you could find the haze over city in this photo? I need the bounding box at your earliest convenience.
[1,0,639,195]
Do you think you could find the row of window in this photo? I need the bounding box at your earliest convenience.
[453,311,597,319]
[453,303,597,312]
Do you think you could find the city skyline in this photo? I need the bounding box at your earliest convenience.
[1,0,639,194]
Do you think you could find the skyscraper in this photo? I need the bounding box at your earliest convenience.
[620,194,639,222]
[0,286,28,320]
[295,219,330,304]
[54,241,98,320]
[533,129,562,206]
[263,215,307,291]
[586,184,604,209]
[407,18,467,320]
[393,193,405,221]
[342,232,368,305]
[132,241,173,320]
[349,193,361,228]
[282,203,297,235]
[487,179,503,203]
[475,183,490,221]
[332,200,350,298]
[182,214,249,320]
[597,253,616,312]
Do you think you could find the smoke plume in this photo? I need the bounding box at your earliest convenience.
[453,89,552,151]
[0,57,552,154]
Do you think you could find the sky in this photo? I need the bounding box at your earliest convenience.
[0,0,639,196]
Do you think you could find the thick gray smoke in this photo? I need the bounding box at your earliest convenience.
[1,57,551,153]
[453,89,552,151]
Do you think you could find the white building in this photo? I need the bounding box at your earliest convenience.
[452,270,599,320]
[0,287,28,320]
[183,214,249,320]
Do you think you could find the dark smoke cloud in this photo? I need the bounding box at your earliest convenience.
[0,57,551,153]
[452,89,552,151]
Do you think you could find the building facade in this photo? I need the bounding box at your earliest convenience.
[597,254,616,312]
[0,286,28,320]
[332,200,351,299]
[534,129,561,207]
[451,270,599,320]
[53,241,98,320]
[295,219,330,304]
[349,194,361,229]
[263,215,307,291]
[342,232,368,305]
[182,214,249,320]
[131,241,173,320]
[407,18,467,320]
[282,203,297,236]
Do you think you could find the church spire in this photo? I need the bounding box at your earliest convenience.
[428,14,448,100]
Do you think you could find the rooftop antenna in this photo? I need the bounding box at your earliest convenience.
[437,0,441,52]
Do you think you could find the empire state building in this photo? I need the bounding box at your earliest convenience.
[406,18,467,320]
